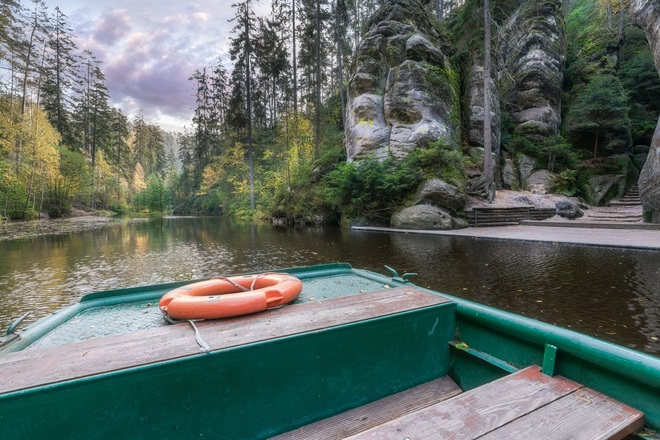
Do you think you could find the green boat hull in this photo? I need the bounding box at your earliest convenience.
[1,263,658,438]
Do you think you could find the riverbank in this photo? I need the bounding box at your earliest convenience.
[352,223,660,250]
[0,214,149,241]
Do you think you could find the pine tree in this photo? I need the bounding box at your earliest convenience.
[40,6,79,146]
[566,74,631,157]
[229,0,258,209]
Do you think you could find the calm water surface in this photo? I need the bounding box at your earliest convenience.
[1,216,658,355]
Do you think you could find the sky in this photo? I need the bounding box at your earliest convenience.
[42,0,254,133]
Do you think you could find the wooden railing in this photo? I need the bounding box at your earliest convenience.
[465,207,556,227]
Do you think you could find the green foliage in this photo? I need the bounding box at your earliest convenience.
[554,169,579,197]
[565,0,616,66]
[110,202,130,215]
[565,74,631,156]
[320,140,467,225]
[618,26,660,144]
[407,139,468,189]
[619,45,660,113]
[0,161,28,220]
[144,174,170,213]
[426,61,462,132]
[44,147,90,218]
[539,135,582,172]
[323,154,424,224]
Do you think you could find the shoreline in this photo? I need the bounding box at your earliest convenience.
[352,223,660,251]
[0,215,150,241]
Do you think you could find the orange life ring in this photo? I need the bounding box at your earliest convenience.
[159,273,303,320]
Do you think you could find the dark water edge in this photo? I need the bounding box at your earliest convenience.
[0,216,658,355]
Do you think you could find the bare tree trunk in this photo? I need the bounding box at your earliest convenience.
[482,0,495,202]
[594,132,599,158]
[467,0,495,202]
[314,0,321,159]
[334,0,346,129]
[618,0,625,42]
[245,0,255,210]
[292,0,298,114]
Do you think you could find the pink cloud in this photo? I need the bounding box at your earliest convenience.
[52,0,238,131]
[105,32,197,121]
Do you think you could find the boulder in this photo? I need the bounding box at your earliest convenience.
[391,204,467,230]
[414,178,466,216]
[518,154,537,187]
[344,94,390,161]
[385,60,453,158]
[555,199,583,219]
[525,169,558,194]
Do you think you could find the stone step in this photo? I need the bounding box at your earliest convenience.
[586,217,643,223]
[608,184,641,207]
[609,200,642,206]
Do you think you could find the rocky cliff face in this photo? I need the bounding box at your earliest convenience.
[463,0,564,191]
[498,0,565,143]
[344,0,456,161]
[631,0,660,222]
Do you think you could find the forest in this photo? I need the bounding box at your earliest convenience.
[1,0,658,224]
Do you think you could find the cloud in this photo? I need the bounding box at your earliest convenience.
[93,9,132,45]
[50,0,241,131]
[104,31,197,122]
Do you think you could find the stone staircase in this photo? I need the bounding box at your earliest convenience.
[583,184,643,223]
[608,184,641,206]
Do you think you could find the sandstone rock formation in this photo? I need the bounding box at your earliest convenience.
[628,0,660,221]
[465,53,501,152]
[498,0,565,143]
[344,0,456,161]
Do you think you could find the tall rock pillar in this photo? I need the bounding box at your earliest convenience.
[630,0,660,222]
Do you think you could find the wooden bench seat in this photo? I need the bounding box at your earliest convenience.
[273,376,462,440]
[345,366,644,440]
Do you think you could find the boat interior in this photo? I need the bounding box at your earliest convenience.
[0,263,657,439]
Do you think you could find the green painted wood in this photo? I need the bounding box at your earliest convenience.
[449,340,518,373]
[0,299,455,439]
[542,343,558,376]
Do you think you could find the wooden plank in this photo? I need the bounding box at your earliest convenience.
[272,376,462,440]
[479,387,645,440]
[346,366,582,439]
[0,287,451,394]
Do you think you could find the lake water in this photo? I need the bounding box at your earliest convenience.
[1,216,658,355]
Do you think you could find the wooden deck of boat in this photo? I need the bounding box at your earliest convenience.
[275,366,644,440]
[0,286,646,439]
[0,286,449,395]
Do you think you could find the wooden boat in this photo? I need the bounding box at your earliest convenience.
[1,263,658,439]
